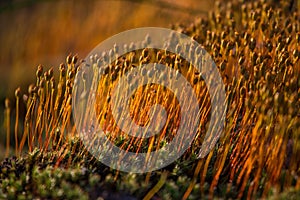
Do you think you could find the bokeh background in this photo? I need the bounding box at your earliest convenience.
[0,0,213,98]
[0,0,213,156]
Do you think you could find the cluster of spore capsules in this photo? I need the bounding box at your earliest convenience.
[2,0,300,199]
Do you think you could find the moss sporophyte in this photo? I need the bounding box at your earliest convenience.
[1,0,300,199]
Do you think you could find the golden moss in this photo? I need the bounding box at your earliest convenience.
[3,0,300,199]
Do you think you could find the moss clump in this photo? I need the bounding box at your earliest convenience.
[2,0,300,199]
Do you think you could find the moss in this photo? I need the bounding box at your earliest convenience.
[1,0,300,199]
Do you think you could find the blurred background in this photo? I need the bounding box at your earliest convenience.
[0,0,213,156]
[0,0,213,98]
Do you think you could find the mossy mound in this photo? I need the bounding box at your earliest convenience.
[1,0,300,199]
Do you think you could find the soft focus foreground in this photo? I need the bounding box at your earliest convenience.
[1,0,300,199]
